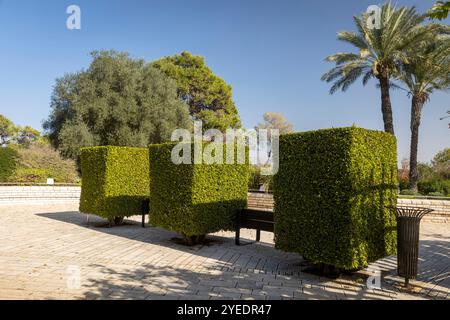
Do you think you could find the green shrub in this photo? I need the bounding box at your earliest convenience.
[79,146,149,223]
[418,179,450,196]
[6,143,79,183]
[398,179,410,191]
[418,180,438,194]
[428,192,445,197]
[442,180,450,196]
[149,143,249,241]
[273,127,398,270]
[248,166,273,191]
[400,189,418,196]
[9,168,51,182]
[248,165,260,190]
[0,147,18,181]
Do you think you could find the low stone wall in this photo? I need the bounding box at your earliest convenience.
[247,192,450,223]
[247,192,274,211]
[0,186,81,205]
[0,187,448,223]
[397,198,450,223]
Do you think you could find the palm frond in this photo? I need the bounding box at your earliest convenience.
[322,1,435,95]
[325,52,361,65]
[362,71,374,86]
[328,65,370,94]
[397,32,450,95]
[375,81,408,92]
[337,31,368,50]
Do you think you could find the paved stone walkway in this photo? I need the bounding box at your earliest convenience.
[0,203,448,300]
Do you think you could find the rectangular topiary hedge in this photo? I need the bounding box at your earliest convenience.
[0,147,18,182]
[273,127,398,270]
[149,143,249,239]
[80,146,149,222]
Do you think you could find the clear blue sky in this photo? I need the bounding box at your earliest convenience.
[0,0,448,162]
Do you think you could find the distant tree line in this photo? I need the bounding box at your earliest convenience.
[0,115,78,183]
[399,148,450,196]
[0,114,41,147]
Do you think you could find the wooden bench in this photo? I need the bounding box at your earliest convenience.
[235,209,274,245]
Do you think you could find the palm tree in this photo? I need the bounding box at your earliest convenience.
[440,110,450,122]
[397,31,450,191]
[428,1,450,20]
[321,2,428,135]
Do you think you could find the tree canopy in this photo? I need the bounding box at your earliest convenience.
[428,1,450,20]
[44,51,190,160]
[0,114,41,146]
[0,115,17,145]
[255,112,294,135]
[152,51,241,131]
[431,148,450,179]
[321,3,431,135]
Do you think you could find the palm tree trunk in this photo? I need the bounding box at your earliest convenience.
[409,95,425,192]
[379,77,395,135]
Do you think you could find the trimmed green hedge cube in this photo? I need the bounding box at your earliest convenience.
[0,147,18,182]
[273,127,398,270]
[149,143,249,237]
[80,146,149,220]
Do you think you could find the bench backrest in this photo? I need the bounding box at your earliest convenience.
[238,209,274,232]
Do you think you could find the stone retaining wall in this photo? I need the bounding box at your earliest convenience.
[247,192,274,211]
[247,192,450,223]
[397,198,450,223]
[0,186,81,205]
[0,187,448,223]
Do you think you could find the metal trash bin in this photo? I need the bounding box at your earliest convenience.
[388,206,433,287]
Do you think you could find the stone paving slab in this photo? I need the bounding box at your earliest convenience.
[0,203,448,300]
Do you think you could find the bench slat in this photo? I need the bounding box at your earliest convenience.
[235,208,275,245]
[241,209,274,221]
[240,220,274,232]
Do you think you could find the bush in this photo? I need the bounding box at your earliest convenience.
[9,168,51,183]
[428,192,445,197]
[248,166,260,190]
[273,127,398,270]
[248,166,273,191]
[441,180,450,196]
[79,146,149,223]
[418,180,438,194]
[418,179,450,196]
[398,179,410,191]
[7,143,79,183]
[400,189,418,196]
[0,147,18,181]
[149,143,248,243]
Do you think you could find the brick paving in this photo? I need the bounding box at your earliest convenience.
[0,203,448,300]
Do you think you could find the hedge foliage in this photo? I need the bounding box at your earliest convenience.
[273,127,398,270]
[149,143,249,237]
[0,147,18,181]
[418,179,450,196]
[80,146,149,220]
[9,143,79,183]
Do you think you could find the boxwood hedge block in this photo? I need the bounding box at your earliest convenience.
[273,127,398,270]
[149,143,249,237]
[80,146,149,220]
[0,147,18,182]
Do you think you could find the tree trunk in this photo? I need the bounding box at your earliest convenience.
[108,216,124,227]
[182,234,206,246]
[409,95,425,192]
[379,76,395,135]
[114,216,124,225]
